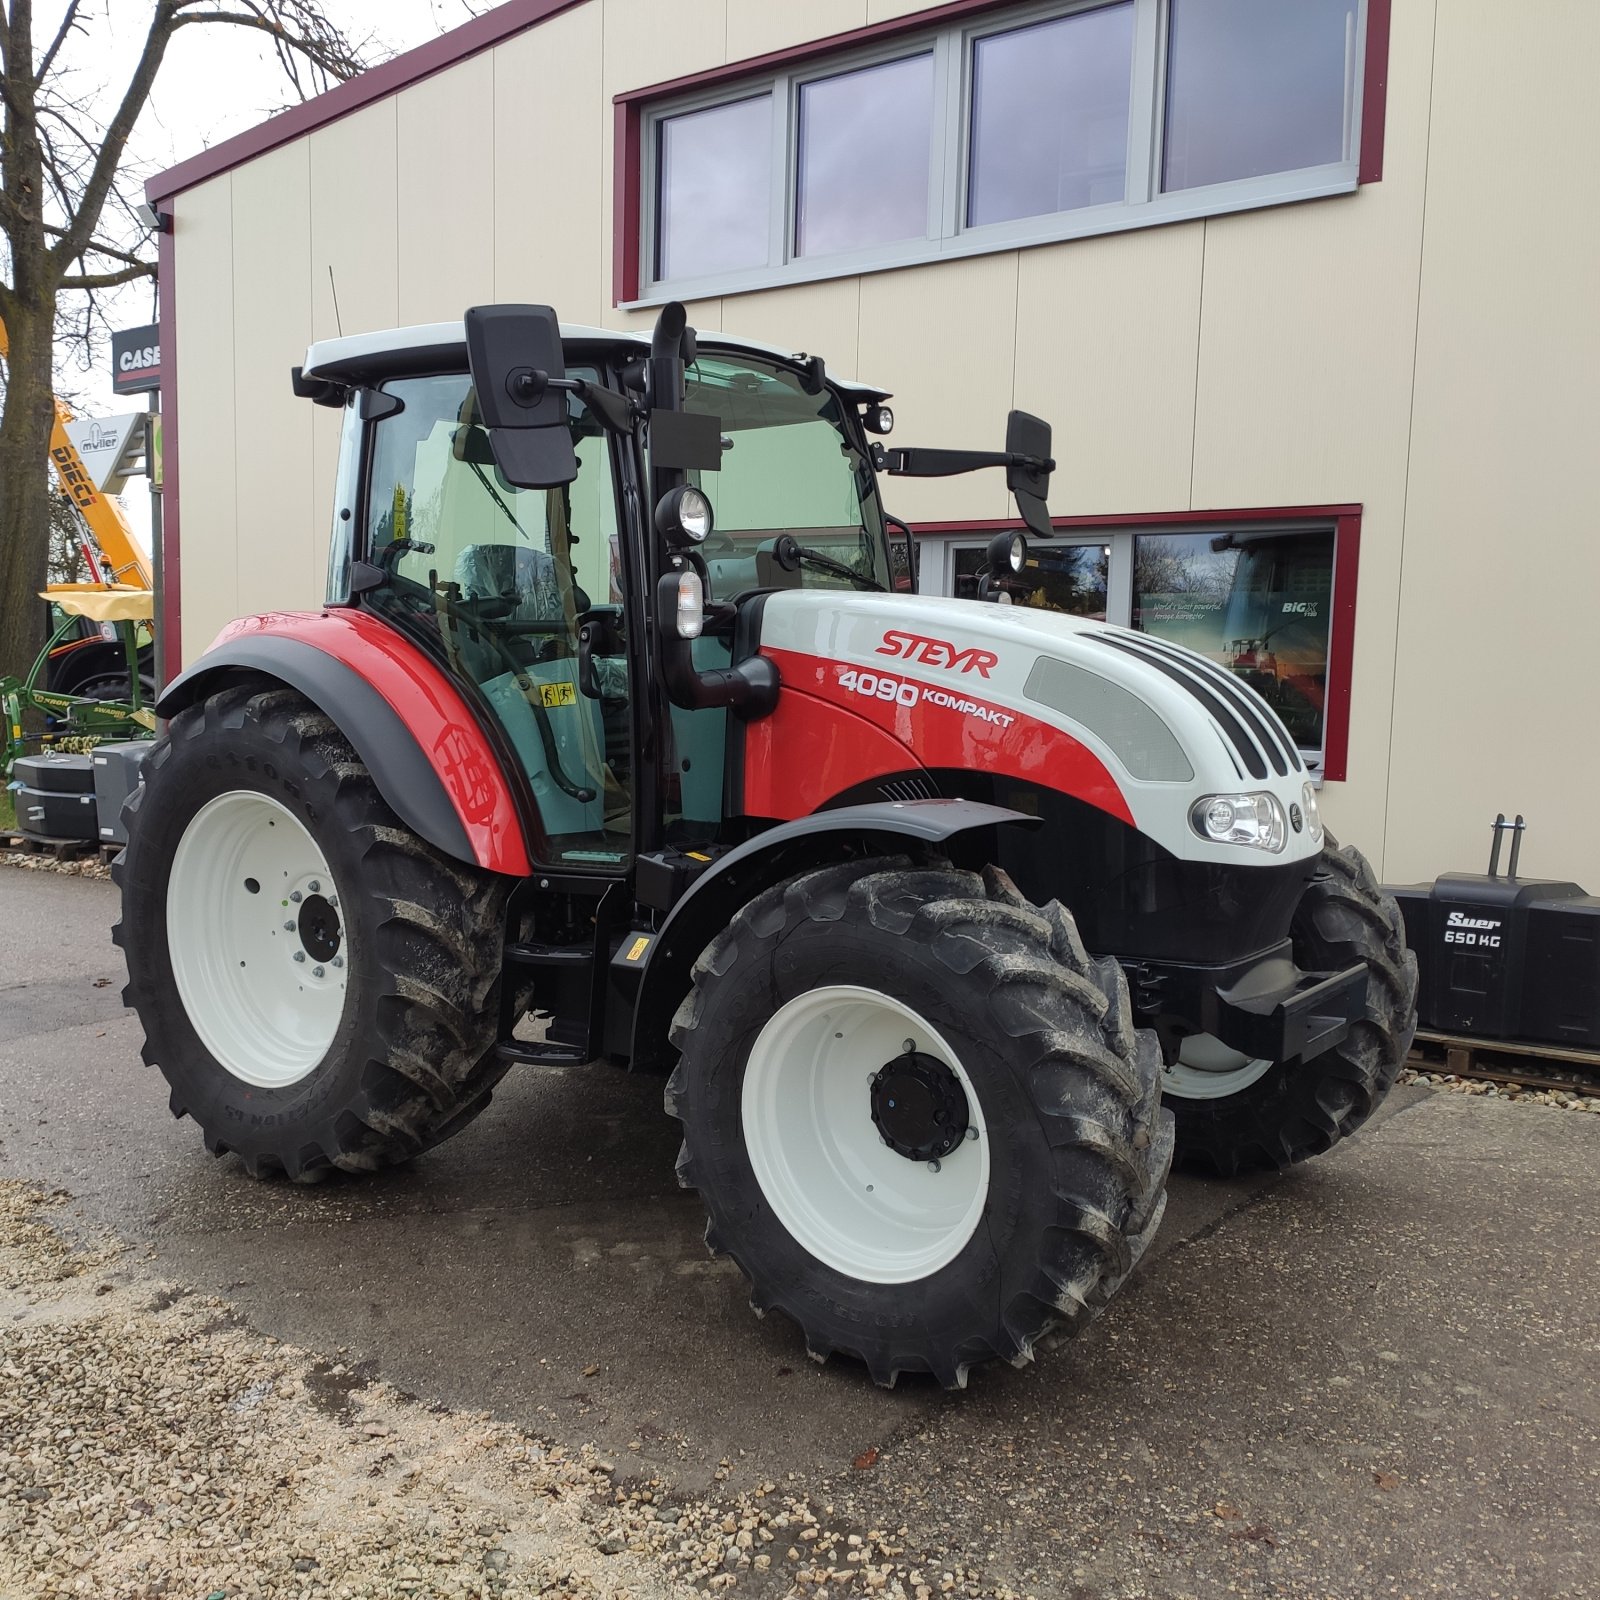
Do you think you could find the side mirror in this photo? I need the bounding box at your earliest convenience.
[463,303,578,488]
[1004,410,1053,540]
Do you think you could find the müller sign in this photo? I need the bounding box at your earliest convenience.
[111,323,161,397]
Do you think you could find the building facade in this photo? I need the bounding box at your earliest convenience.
[148,0,1600,886]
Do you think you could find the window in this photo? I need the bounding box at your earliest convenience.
[798,55,935,257]
[656,94,773,281]
[1163,0,1360,191]
[630,0,1374,302]
[968,4,1135,226]
[932,516,1351,775]
[1132,530,1335,754]
[668,353,893,596]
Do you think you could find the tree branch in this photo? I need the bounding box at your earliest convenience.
[44,225,152,272]
[45,2,175,276]
[58,261,155,290]
[33,0,81,87]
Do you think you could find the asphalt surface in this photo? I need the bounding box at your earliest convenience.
[2,863,1597,1598]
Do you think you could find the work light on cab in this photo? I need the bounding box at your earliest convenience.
[656,483,714,545]
[987,529,1027,575]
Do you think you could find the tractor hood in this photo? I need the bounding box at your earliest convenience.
[754,590,1322,867]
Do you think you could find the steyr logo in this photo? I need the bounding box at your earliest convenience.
[877,629,998,678]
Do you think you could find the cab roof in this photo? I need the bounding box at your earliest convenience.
[301,320,890,401]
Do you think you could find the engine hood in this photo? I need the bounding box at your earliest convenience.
[754,589,1322,866]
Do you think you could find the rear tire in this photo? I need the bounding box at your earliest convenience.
[114,684,513,1181]
[1164,837,1419,1175]
[666,859,1173,1388]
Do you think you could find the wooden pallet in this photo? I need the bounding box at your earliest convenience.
[1,830,98,862]
[1408,1028,1600,1097]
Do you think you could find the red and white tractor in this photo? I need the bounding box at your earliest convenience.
[115,303,1416,1387]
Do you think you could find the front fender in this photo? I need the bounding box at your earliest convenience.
[156,610,531,876]
[625,799,1038,1070]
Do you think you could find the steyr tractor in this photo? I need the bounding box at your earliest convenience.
[116,303,1417,1388]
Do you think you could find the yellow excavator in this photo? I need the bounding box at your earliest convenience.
[1,317,156,775]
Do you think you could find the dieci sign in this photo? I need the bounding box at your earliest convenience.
[110,323,162,396]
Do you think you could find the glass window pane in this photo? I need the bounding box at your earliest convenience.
[968,4,1135,228]
[656,95,772,281]
[1163,0,1359,192]
[797,54,933,258]
[1132,530,1334,752]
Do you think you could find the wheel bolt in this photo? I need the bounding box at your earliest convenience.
[927,1159,942,1174]
[965,1126,979,1142]
[312,966,325,978]
[331,955,344,969]
[902,1038,915,1054]
[289,890,303,903]
[308,880,321,893]
[292,950,306,963]
[283,920,295,932]
[328,895,338,910]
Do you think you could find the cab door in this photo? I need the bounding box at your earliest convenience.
[362,371,635,869]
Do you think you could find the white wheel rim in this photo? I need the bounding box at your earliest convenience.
[166,791,349,1089]
[1162,1033,1276,1100]
[741,985,991,1285]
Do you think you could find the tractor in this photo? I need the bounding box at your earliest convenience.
[115,303,1416,1388]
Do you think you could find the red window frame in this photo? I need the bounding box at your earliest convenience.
[913,505,1362,784]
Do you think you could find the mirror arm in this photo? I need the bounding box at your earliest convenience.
[877,446,1055,478]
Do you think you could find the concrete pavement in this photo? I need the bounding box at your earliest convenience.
[2,863,1596,1598]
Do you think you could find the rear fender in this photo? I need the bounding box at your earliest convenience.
[625,800,1038,1070]
[155,611,531,875]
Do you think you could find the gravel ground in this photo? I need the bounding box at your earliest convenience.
[1397,1066,1600,1112]
[0,1181,1030,1600]
[0,849,112,882]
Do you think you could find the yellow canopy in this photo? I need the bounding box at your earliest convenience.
[43,583,155,623]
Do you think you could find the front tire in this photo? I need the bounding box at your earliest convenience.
[1164,837,1419,1175]
[666,859,1172,1388]
[114,684,513,1181]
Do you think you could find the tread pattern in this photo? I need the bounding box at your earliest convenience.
[665,856,1173,1389]
[1168,834,1420,1175]
[114,686,512,1183]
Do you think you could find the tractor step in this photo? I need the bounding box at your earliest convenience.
[494,1038,590,1067]
[506,940,594,970]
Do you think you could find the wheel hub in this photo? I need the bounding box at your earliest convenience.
[870,1051,969,1162]
[297,893,342,963]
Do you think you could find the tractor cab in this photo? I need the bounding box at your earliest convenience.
[295,309,902,871]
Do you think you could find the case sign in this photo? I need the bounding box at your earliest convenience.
[111,323,162,396]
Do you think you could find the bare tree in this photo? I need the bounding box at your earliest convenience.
[0,1,371,682]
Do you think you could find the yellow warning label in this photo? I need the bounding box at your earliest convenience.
[625,935,651,963]
[539,681,577,708]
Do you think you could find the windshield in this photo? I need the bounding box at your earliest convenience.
[676,354,891,594]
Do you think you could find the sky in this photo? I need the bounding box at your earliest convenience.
[37,1,491,553]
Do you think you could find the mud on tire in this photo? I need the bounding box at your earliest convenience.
[1167,837,1420,1176]
[665,857,1174,1389]
[114,685,513,1181]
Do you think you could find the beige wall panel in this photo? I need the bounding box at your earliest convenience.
[308,100,399,344]
[494,7,607,323]
[1013,223,1202,518]
[865,0,949,22]
[1385,0,1600,886]
[600,0,727,98]
[726,0,866,61]
[308,101,399,589]
[395,54,497,324]
[172,176,239,664]
[858,254,1019,523]
[1189,0,1437,876]
[230,143,318,622]
[718,278,861,379]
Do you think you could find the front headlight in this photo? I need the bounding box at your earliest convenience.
[1301,780,1323,843]
[1190,791,1287,853]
